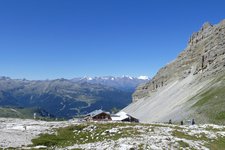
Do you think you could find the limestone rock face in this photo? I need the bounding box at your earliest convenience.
[124,19,225,123]
[133,19,225,102]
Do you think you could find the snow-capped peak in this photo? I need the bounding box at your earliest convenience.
[80,76,93,81]
[122,75,133,80]
[77,75,149,81]
[87,77,93,80]
[138,76,149,80]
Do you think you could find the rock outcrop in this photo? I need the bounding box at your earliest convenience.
[133,19,225,101]
[124,19,225,123]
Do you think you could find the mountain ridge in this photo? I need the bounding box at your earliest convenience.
[124,19,225,124]
[72,76,149,91]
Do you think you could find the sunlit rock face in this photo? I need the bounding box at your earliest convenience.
[125,19,225,124]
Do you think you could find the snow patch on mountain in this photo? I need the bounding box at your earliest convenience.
[70,76,149,92]
[138,76,149,80]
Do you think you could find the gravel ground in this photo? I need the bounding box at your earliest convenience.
[0,118,225,150]
[0,118,75,148]
[60,123,225,150]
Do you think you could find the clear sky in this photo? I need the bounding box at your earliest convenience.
[0,0,225,80]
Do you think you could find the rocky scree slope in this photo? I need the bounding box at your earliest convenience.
[124,19,225,124]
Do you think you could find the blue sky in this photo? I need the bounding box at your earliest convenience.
[0,0,225,80]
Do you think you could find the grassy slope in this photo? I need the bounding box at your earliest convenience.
[190,74,225,124]
[0,107,36,119]
[31,123,140,148]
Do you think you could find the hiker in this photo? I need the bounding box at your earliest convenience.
[192,119,195,125]
[24,125,27,131]
[169,119,172,124]
[181,120,184,125]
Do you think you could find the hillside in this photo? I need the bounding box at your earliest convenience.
[0,107,50,119]
[123,19,225,124]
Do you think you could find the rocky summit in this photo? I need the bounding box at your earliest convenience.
[124,19,225,124]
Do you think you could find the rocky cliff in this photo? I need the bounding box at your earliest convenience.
[124,19,225,124]
[133,20,225,101]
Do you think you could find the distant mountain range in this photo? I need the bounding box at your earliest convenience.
[0,76,149,119]
[71,76,149,91]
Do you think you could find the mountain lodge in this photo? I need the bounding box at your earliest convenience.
[84,109,112,121]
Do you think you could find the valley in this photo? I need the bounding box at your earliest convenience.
[0,76,148,119]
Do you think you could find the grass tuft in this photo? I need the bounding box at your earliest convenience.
[31,123,140,148]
